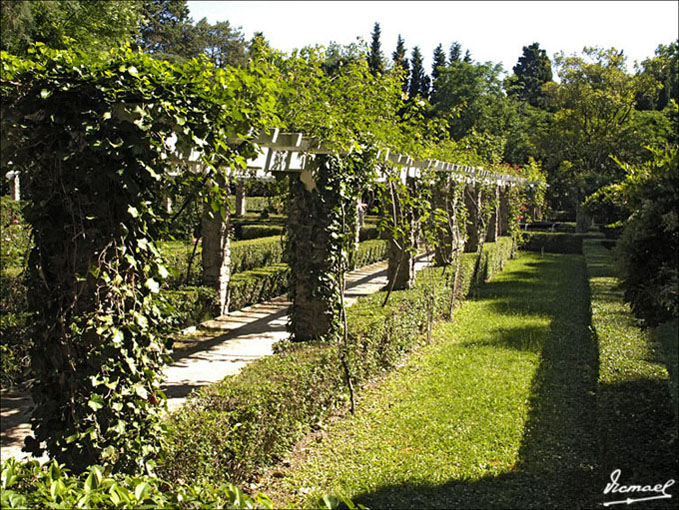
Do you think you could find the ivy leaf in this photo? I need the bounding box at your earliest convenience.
[144,278,159,294]
[88,394,105,412]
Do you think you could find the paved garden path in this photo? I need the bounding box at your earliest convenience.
[0,253,432,463]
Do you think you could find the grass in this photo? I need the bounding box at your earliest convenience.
[260,252,599,509]
[584,239,677,502]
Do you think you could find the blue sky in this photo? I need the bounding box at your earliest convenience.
[187,1,678,75]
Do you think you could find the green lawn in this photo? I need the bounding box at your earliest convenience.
[261,252,599,509]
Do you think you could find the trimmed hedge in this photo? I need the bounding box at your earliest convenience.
[228,263,290,313]
[159,237,515,485]
[584,239,677,494]
[235,224,284,241]
[519,232,584,254]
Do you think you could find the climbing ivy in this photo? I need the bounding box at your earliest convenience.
[0,44,278,472]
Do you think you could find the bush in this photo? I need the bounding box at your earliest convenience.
[519,232,584,254]
[159,238,515,485]
[0,458,275,509]
[228,264,290,312]
[350,239,388,269]
[358,225,380,241]
[236,225,284,241]
[0,267,31,389]
[614,146,678,325]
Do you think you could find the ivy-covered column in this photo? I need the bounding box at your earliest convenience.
[286,156,342,341]
[386,177,417,290]
[486,184,501,242]
[234,181,247,216]
[201,191,231,317]
[432,177,453,266]
[499,185,511,236]
[464,182,483,252]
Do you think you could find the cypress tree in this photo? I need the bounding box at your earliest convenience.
[408,46,429,99]
[449,41,462,63]
[392,34,409,93]
[431,43,447,101]
[508,42,553,107]
[368,22,385,75]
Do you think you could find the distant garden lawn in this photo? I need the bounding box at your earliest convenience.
[261,252,600,509]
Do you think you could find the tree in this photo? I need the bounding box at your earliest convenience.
[137,0,197,61]
[449,41,462,63]
[392,34,409,93]
[408,46,429,99]
[194,18,247,68]
[506,42,553,107]
[635,40,679,111]
[542,47,647,230]
[430,43,447,102]
[368,22,384,75]
[463,49,472,63]
[432,60,508,141]
[0,0,142,55]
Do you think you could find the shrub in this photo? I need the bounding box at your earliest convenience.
[614,146,678,325]
[236,225,284,241]
[350,239,388,270]
[519,232,584,254]
[0,458,275,509]
[159,238,514,485]
[0,267,31,389]
[228,264,290,312]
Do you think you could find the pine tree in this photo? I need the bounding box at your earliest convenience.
[408,46,429,99]
[449,41,462,63]
[431,43,447,102]
[508,42,553,106]
[368,22,384,75]
[392,34,409,93]
[463,49,472,63]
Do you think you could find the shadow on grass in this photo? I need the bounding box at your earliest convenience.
[352,254,601,509]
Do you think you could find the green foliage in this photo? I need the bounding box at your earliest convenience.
[236,224,284,241]
[0,44,278,472]
[159,239,514,484]
[615,145,678,325]
[0,458,275,509]
[408,46,430,100]
[0,0,143,55]
[229,263,290,312]
[367,22,384,76]
[582,183,629,226]
[506,42,553,107]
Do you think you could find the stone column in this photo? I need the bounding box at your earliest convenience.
[201,198,231,317]
[486,185,500,242]
[234,181,246,216]
[6,171,20,201]
[286,161,342,341]
[432,179,453,266]
[464,183,483,253]
[386,178,416,290]
[499,185,510,236]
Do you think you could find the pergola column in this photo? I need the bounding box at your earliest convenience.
[201,192,231,316]
[432,179,453,266]
[486,185,500,242]
[286,159,343,341]
[387,177,416,290]
[464,183,483,253]
[234,181,247,216]
[499,185,510,236]
[6,171,20,201]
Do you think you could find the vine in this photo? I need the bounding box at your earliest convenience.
[0,44,277,472]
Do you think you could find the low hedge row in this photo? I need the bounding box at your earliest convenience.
[158,237,515,485]
[234,224,284,241]
[584,239,677,494]
[519,232,584,254]
[160,235,284,288]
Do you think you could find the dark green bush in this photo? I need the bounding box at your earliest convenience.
[159,238,514,485]
[156,286,219,333]
[0,265,31,389]
[228,263,290,312]
[358,225,380,241]
[0,458,275,509]
[615,146,678,325]
[350,239,387,269]
[236,225,284,241]
[519,232,584,254]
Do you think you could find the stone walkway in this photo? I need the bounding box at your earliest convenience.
[1,254,432,462]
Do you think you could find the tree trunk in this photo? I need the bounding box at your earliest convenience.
[201,200,231,316]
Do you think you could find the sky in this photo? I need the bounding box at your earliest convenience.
[187,1,678,76]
